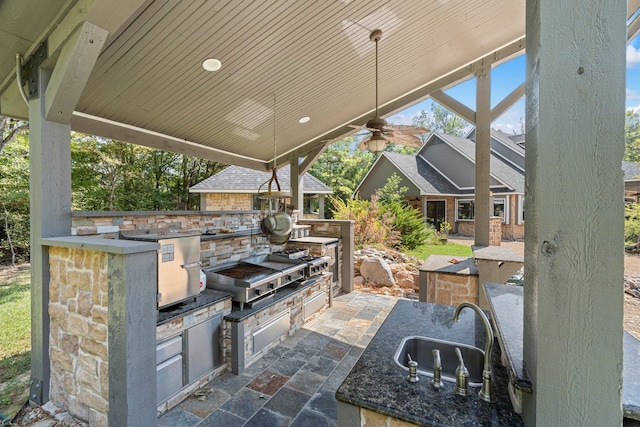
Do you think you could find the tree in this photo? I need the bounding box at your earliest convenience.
[625,110,640,163]
[309,138,375,207]
[1,116,28,154]
[412,102,467,140]
[0,133,31,263]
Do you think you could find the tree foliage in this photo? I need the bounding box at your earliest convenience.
[626,203,640,250]
[412,102,467,139]
[308,139,375,211]
[0,126,226,264]
[0,133,30,263]
[625,110,640,163]
[331,174,434,250]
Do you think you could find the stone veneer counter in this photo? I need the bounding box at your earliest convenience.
[336,299,523,426]
[484,282,640,421]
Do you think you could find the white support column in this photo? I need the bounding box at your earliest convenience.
[29,68,73,404]
[474,65,491,246]
[290,158,304,214]
[523,0,625,425]
[318,196,325,219]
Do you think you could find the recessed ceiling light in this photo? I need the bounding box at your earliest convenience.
[298,116,310,123]
[202,58,222,71]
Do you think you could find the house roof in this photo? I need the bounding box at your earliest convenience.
[623,161,640,182]
[189,165,332,195]
[354,130,525,198]
[427,132,525,193]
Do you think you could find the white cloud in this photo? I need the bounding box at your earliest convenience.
[629,104,640,114]
[628,88,640,100]
[492,123,518,134]
[627,45,640,67]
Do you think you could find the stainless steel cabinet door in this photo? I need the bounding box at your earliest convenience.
[185,314,223,383]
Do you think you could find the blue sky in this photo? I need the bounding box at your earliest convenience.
[389,34,640,135]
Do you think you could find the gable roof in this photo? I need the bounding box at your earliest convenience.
[354,130,525,198]
[623,161,640,182]
[189,165,332,195]
[425,132,525,192]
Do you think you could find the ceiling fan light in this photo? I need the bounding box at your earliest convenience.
[366,135,387,153]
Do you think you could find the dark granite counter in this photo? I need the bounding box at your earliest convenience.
[157,289,232,325]
[336,299,523,426]
[484,282,640,421]
[199,228,262,241]
[224,275,325,322]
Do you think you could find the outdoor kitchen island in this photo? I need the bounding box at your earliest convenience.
[335,299,523,426]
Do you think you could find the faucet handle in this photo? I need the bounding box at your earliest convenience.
[431,349,443,389]
[454,347,470,396]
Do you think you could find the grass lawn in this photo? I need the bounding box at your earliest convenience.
[0,265,31,420]
[407,242,473,261]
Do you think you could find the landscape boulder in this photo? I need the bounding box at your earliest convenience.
[359,257,395,287]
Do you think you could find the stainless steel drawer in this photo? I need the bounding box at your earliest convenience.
[157,354,183,403]
[156,335,182,364]
[185,315,223,383]
[303,291,327,321]
[253,310,290,354]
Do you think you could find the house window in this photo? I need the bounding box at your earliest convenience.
[518,196,525,224]
[456,198,506,222]
[457,199,474,220]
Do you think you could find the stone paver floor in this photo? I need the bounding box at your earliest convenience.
[158,291,398,427]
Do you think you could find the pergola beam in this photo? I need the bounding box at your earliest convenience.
[70,112,270,171]
[45,22,108,123]
[430,90,477,124]
[491,82,525,122]
[278,37,526,166]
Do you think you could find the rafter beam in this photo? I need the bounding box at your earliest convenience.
[298,144,329,175]
[45,22,108,123]
[491,82,525,122]
[280,37,525,164]
[70,112,269,171]
[431,90,477,124]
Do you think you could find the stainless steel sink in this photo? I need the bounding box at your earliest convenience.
[393,336,485,386]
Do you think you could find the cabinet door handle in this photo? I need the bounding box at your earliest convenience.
[181,261,201,269]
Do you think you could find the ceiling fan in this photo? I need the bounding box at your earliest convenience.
[350,29,430,153]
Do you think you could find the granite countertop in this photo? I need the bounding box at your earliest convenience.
[484,282,640,421]
[199,228,263,241]
[471,246,524,263]
[419,255,478,275]
[287,236,339,245]
[157,289,232,325]
[224,275,326,322]
[335,299,523,426]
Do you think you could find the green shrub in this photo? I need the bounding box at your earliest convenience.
[382,201,434,250]
[626,203,640,248]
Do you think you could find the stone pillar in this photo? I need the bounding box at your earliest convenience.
[523,0,625,424]
[488,217,502,246]
[44,237,158,427]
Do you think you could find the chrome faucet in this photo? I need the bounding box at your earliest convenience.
[453,302,497,403]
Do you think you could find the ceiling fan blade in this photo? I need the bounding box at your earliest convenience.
[358,136,372,151]
[384,133,423,147]
[348,124,368,131]
[385,124,430,134]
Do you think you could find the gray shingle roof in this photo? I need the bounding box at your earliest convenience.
[189,164,332,194]
[435,133,525,193]
[623,161,640,182]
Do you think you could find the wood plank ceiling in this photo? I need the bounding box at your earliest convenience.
[2,1,529,167]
